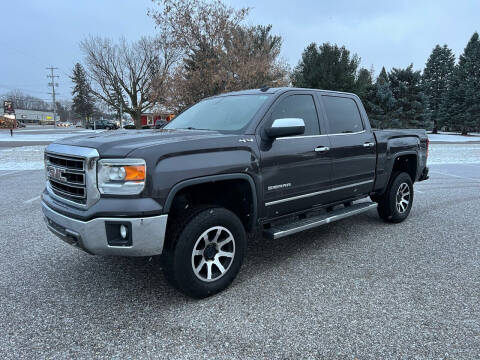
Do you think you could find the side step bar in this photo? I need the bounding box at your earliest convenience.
[263,202,378,240]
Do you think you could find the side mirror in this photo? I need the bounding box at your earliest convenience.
[265,118,305,139]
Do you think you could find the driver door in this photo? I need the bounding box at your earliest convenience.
[257,91,332,218]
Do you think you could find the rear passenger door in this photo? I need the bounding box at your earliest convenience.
[319,95,376,201]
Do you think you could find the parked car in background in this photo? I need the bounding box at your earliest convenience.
[154,119,168,129]
[123,122,154,129]
[123,119,168,129]
[86,119,118,130]
[57,122,72,127]
[16,121,26,128]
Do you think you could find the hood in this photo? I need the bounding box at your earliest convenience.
[55,129,232,157]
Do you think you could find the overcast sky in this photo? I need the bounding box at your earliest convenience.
[1,0,478,101]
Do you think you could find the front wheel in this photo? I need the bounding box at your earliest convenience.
[376,172,414,223]
[163,207,246,298]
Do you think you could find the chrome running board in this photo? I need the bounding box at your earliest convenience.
[263,202,377,240]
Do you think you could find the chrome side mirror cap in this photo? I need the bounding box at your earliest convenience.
[265,118,305,138]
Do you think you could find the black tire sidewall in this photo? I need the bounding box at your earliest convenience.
[386,172,414,223]
[170,207,246,298]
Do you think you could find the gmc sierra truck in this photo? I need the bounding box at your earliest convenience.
[42,87,429,298]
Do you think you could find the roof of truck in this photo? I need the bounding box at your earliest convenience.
[214,87,358,97]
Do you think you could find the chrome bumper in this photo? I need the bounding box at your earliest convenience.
[41,201,168,256]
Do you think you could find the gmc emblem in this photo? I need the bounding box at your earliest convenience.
[48,166,66,182]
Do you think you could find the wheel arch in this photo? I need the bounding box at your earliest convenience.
[391,151,418,183]
[164,173,258,232]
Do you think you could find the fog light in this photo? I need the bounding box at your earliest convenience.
[120,224,128,239]
[106,222,131,246]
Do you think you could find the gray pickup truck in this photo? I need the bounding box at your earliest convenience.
[42,87,429,298]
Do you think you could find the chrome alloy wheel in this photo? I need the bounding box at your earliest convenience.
[396,182,411,214]
[191,226,235,282]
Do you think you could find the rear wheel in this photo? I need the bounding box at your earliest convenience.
[163,207,246,298]
[376,172,414,223]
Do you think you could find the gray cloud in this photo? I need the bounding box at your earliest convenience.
[1,0,478,100]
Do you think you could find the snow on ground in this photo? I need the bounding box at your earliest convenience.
[0,129,103,142]
[0,146,46,170]
[428,144,480,164]
[428,133,480,143]
[0,143,479,171]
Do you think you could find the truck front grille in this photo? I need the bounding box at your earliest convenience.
[46,153,87,205]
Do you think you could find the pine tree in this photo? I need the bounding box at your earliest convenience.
[447,32,480,135]
[71,63,94,126]
[388,64,430,129]
[292,42,360,92]
[182,41,224,105]
[422,45,455,133]
[441,66,463,132]
[364,67,396,128]
[355,67,373,102]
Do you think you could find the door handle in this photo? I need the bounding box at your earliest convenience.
[315,146,330,153]
[363,142,375,148]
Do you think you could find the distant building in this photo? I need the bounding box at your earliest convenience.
[0,108,58,124]
[141,112,175,126]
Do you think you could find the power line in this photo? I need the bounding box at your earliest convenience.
[47,67,59,127]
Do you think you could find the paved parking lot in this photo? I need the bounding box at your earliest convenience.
[0,160,479,358]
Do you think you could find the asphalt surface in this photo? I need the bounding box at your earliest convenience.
[0,163,479,359]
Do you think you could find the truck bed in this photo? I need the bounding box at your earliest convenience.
[372,128,428,193]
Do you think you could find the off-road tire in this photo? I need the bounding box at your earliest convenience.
[163,206,246,298]
[376,172,414,223]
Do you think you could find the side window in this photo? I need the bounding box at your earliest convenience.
[322,96,364,134]
[270,94,319,136]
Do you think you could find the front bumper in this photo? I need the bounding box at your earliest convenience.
[42,201,168,256]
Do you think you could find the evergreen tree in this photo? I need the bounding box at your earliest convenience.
[445,32,480,134]
[355,67,374,102]
[182,40,224,104]
[71,63,94,126]
[422,45,455,133]
[292,42,361,92]
[388,64,430,129]
[364,67,396,128]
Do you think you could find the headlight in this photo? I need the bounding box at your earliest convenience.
[97,159,146,195]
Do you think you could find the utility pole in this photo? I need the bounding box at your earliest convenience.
[46,66,59,127]
[119,100,123,129]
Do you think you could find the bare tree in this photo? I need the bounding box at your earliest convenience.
[0,90,50,111]
[149,0,289,111]
[80,36,178,128]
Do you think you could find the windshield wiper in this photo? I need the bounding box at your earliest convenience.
[183,127,210,130]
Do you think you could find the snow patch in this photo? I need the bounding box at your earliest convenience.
[0,130,104,142]
[429,144,480,164]
[428,133,480,143]
[0,145,46,170]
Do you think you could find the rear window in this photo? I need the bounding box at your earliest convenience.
[322,96,364,134]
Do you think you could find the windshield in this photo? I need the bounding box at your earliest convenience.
[164,94,270,132]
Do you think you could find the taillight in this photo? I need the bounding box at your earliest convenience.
[426,138,429,158]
